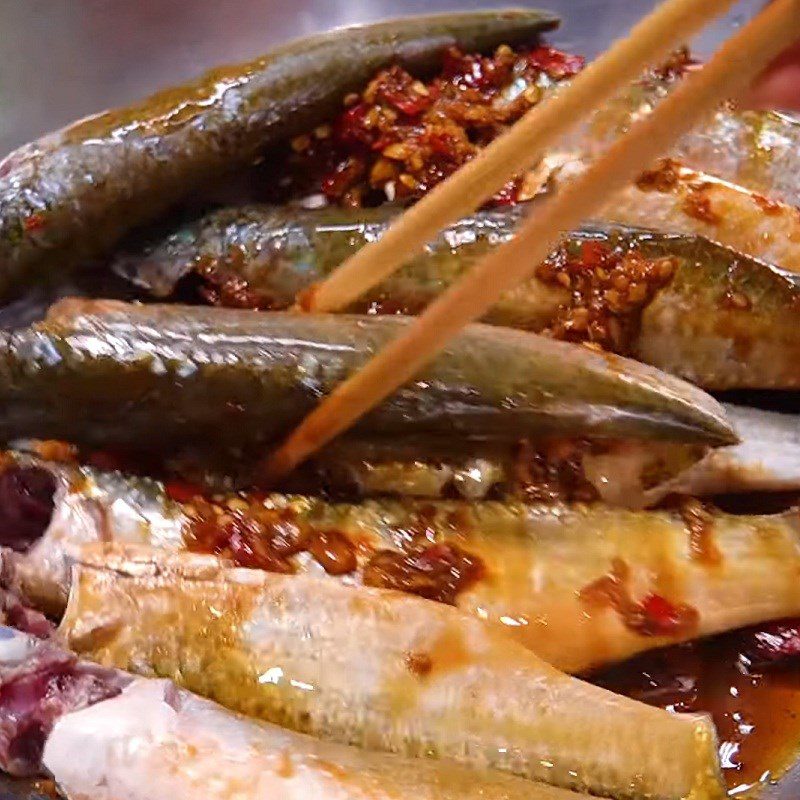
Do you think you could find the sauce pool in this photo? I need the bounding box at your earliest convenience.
[591,622,800,795]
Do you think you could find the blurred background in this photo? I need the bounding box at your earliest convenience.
[0,0,760,155]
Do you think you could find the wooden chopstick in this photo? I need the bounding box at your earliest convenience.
[264,0,800,482]
[304,0,738,314]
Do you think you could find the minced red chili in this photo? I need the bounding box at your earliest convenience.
[273,43,584,208]
[535,238,677,353]
[362,542,485,605]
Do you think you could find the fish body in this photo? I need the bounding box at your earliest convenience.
[0,628,580,799]
[45,678,586,800]
[8,428,800,673]
[112,204,565,329]
[0,302,732,455]
[602,160,800,277]
[62,548,725,800]
[114,206,800,389]
[0,11,556,299]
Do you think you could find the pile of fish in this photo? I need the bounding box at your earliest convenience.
[1,8,800,800]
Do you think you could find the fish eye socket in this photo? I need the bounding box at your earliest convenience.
[0,467,56,552]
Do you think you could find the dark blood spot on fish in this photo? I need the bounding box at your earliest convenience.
[363,542,485,605]
[0,641,129,777]
[679,498,722,565]
[592,618,800,794]
[683,187,722,226]
[636,159,681,193]
[405,652,433,677]
[579,558,699,638]
[0,467,56,552]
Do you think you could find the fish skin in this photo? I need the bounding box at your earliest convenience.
[0,302,734,453]
[577,68,800,207]
[648,404,800,499]
[600,160,800,276]
[111,203,566,329]
[114,205,800,389]
[630,226,800,389]
[0,627,585,799]
[61,546,726,800]
[0,10,557,301]
[44,679,589,800]
[11,448,800,674]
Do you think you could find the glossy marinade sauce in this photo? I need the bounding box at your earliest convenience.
[591,619,800,795]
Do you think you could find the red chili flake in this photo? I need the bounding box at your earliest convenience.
[576,240,609,271]
[321,157,366,201]
[638,594,699,637]
[23,214,46,233]
[333,103,375,149]
[164,480,205,503]
[527,46,585,79]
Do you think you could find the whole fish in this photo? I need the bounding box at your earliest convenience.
[0,301,733,458]
[7,424,800,670]
[0,629,581,800]
[112,206,800,389]
[62,547,726,800]
[0,10,556,299]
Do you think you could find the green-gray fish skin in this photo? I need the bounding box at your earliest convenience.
[62,546,726,800]
[113,204,800,389]
[111,204,565,330]
[0,10,557,300]
[0,301,734,458]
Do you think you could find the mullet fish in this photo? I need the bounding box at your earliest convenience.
[0,10,557,299]
[0,301,733,458]
[61,547,726,800]
[112,205,800,389]
[0,628,583,800]
[4,412,800,669]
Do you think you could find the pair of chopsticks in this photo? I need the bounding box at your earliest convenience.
[264,0,800,481]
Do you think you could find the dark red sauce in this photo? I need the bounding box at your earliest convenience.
[183,498,358,577]
[591,620,800,794]
[362,542,485,605]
